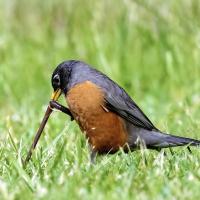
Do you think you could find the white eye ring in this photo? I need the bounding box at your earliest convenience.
[53,74,60,84]
[53,74,59,79]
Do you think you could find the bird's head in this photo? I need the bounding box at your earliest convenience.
[51,60,77,101]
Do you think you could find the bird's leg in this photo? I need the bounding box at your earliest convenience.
[187,146,192,153]
[49,100,74,120]
[169,147,174,156]
[89,146,97,164]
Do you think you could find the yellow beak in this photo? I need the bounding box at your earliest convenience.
[51,89,62,101]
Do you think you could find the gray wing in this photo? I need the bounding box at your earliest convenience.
[85,66,158,131]
[104,85,158,131]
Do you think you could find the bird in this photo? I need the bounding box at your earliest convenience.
[50,60,200,162]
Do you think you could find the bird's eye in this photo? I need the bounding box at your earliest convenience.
[53,74,60,86]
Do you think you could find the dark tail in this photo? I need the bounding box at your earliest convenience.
[128,126,200,150]
[144,131,200,149]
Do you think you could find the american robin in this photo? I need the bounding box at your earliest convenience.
[49,60,200,162]
[24,60,200,164]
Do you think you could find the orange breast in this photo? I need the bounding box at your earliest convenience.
[66,81,128,153]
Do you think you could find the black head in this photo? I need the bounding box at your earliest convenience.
[50,60,79,101]
[51,60,79,92]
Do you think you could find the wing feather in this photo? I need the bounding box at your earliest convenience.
[105,91,158,131]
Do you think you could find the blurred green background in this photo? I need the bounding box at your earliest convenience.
[1,0,200,199]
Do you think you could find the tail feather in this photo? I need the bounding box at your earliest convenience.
[127,124,200,150]
[147,132,200,149]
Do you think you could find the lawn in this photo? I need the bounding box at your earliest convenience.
[0,0,200,199]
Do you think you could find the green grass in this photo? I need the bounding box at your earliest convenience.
[1,0,200,199]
